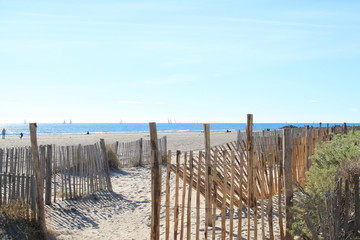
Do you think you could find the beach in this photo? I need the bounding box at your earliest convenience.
[2,131,249,239]
[0,131,238,152]
[1,131,285,239]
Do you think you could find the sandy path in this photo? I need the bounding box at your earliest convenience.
[47,167,153,240]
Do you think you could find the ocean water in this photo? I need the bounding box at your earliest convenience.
[0,122,352,136]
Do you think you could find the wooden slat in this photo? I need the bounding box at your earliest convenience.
[268,154,274,240]
[187,151,194,240]
[196,151,202,240]
[174,151,181,240]
[45,145,52,205]
[180,152,188,240]
[283,129,293,240]
[165,150,171,240]
[212,150,218,240]
[221,150,228,240]
[229,151,235,240]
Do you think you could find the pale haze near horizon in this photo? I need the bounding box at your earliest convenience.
[0,1,359,124]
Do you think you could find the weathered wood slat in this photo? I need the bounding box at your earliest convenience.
[165,150,171,240]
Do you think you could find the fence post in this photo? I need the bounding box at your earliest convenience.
[29,123,47,237]
[246,114,255,240]
[305,126,311,170]
[165,150,172,240]
[164,136,167,162]
[354,174,360,232]
[204,123,212,232]
[115,141,119,156]
[99,139,113,192]
[283,128,293,240]
[45,145,52,205]
[343,122,348,134]
[150,122,161,240]
[139,138,143,166]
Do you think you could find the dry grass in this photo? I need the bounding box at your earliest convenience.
[107,146,120,169]
[0,201,46,240]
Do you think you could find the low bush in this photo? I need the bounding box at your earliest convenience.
[291,131,360,239]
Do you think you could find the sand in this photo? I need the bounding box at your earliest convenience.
[0,131,237,152]
[1,131,283,239]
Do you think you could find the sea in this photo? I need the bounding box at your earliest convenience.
[0,122,355,136]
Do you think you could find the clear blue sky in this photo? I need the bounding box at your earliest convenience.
[1,0,359,123]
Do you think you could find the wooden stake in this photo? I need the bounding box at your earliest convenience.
[221,150,228,240]
[150,122,161,240]
[229,151,235,240]
[354,174,360,231]
[180,152,188,240]
[278,152,284,240]
[204,123,212,239]
[196,151,202,240]
[212,150,218,240]
[268,154,274,240]
[29,123,47,237]
[187,151,194,240]
[260,154,266,240]
[237,151,244,240]
[246,114,254,240]
[165,150,171,240]
[45,145,52,205]
[283,128,293,240]
[174,150,181,240]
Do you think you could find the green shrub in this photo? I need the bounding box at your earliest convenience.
[291,131,360,239]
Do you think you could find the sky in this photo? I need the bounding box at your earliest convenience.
[1,0,359,123]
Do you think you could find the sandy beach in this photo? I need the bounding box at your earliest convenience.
[0,131,238,152]
[1,131,283,239]
[2,131,249,239]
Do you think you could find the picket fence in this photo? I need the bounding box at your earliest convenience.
[150,119,356,240]
[0,141,112,219]
[110,136,167,167]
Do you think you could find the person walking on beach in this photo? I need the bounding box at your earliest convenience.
[2,128,5,139]
[20,132,23,139]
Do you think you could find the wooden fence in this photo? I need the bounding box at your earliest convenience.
[315,175,360,240]
[110,136,167,168]
[0,135,168,221]
[0,140,113,221]
[0,147,37,218]
[150,119,354,239]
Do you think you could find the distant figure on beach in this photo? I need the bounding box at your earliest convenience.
[86,131,90,135]
[226,130,231,133]
[20,132,23,139]
[2,128,5,139]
